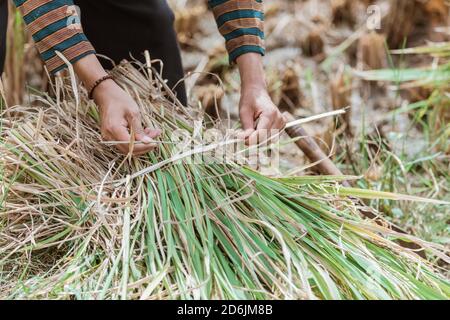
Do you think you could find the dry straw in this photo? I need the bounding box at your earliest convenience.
[0,61,449,299]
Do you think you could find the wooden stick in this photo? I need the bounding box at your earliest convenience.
[284,112,343,177]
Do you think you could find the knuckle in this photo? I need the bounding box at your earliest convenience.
[129,109,140,118]
[135,126,145,133]
[103,124,114,133]
[267,109,277,117]
[116,147,128,155]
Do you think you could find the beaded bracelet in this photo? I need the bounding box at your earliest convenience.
[88,74,114,100]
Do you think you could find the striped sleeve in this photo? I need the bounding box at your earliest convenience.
[12,0,95,74]
[208,0,265,63]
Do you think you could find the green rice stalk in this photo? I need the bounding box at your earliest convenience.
[355,41,450,87]
[0,62,449,300]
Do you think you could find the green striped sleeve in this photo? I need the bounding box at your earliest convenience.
[12,0,95,73]
[208,0,265,63]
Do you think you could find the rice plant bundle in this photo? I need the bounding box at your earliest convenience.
[0,62,449,300]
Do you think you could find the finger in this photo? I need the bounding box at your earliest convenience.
[112,124,131,142]
[256,114,274,131]
[248,114,274,144]
[144,128,162,139]
[128,113,152,144]
[111,125,133,154]
[116,144,131,155]
[237,128,255,141]
[131,144,158,156]
[268,117,285,143]
[272,116,286,133]
[112,125,156,155]
[131,128,160,154]
[113,142,157,155]
[239,110,255,131]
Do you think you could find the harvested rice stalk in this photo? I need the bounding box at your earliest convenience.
[195,84,224,118]
[331,0,356,27]
[384,0,418,48]
[0,62,449,300]
[174,4,207,47]
[278,64,304,112]
[357,31,388,94]
[300,29,325,60]
[357,32,388,71]
[384,0,449,47]
[423,0,450,42]
[330,67,352,136]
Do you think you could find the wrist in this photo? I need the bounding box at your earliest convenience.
[92,79,117,104]
[241,83,268,96]
[88,75,114,100]
[240,78,269,98]
[73,54,108,89]
[236,53,267,92]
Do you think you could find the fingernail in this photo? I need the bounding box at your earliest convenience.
[142,136,153,144]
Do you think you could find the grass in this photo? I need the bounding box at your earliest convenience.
[347,41,449,259]
[0,61,449,299]
[4,6,28,106]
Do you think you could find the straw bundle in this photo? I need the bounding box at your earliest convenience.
[0,62,449,300]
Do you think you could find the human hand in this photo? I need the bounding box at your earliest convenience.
[239,87,285,144]
[236,53,285,144]
[73,54,160,155]
[93,79,161,155]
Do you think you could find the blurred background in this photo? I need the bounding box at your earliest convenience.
[1,0,449,265]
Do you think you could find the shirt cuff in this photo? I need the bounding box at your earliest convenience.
[209,0,266,64]
[13,0,96,74]
[228,45,265,64]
